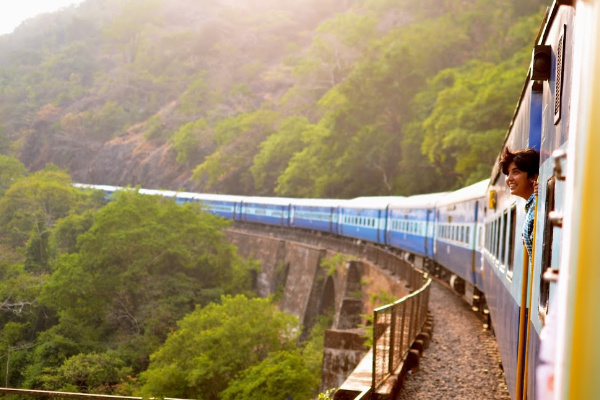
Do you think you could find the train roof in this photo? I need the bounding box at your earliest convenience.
[435,179,489,206]
[138,188,179,198]
[72,183,124,193]
[343,196,407,209]
[289,198,347,207]
[388,192,450,209]
[242,196,296,206]
[186,192,245,202]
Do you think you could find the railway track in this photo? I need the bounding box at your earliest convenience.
[397,280,510,400]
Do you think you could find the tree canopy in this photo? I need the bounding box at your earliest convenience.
[0,0,546,196]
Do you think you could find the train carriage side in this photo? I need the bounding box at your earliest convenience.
[433,180,488,291]
[483,3,575,399]
[339,197,398,244]
[290,198,344,235]
[188,193,244,220]
[240,196,294,227]
[386,193,448,260]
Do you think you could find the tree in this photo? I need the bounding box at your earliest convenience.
[250,116,309,194]
[221,351,318,400]
[418,52,529,186]
[170,118,212,165]
[192,110,279,193]
[40,351,132,393]
[37,190,256,377]
[139,295,300,400]
[0,166,83,271]
[0,155,27,197]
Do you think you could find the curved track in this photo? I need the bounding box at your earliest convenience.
[397,280,510,400]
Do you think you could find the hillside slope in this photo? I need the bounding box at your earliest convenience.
[0,0,546,196]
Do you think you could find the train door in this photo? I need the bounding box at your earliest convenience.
[424,209,431,257]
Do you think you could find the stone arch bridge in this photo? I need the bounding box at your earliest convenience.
[226,223,424,391]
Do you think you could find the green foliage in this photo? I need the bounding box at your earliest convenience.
[0,166,82,250]
[417,50,529,187]
[40,351,132,393]
[221,350,319,400]
[143,115,166,141]
[22,189,256,386]
[192,110,279,193]
[51,210,96,254]
[318,388,337,399]
[301,315,332,381]
[274,121,333,197]
[170,118,211,164]
[139,295,300,400]
[60,101,128,141]
[250,116,309,194]
[320,253,351,276]
[368,289,397,308]
[0,155,27,197]
[178,74,209,119]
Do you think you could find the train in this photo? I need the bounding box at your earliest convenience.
[74,0,600,399]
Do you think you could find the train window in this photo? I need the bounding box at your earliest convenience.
[496,217,503,261]
[466,226,470,245]
[507,205,517,275]
[491,220,496,259]
[501,211,508,266]
[540,177,556,311]
[493,219,499,260]
[488,221,494,258]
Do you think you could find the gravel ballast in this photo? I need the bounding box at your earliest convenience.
[397,280,511,400]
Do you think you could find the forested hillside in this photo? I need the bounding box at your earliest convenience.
[0,0,546,198]
[0,160,334,397]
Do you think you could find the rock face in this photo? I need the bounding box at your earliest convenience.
[71,131,195,191]
[21,125,198,191]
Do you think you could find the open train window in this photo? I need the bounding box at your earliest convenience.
[490,220,496,260]
[501,211,508,266]
[507,205,517,275]
[540,177,556,312]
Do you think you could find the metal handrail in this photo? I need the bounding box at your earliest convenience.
[371,275,432,390]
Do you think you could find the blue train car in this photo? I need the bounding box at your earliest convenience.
[240,196,293,226]
[188,193,244,220]
[433,180,487,288]
[339,197,398,244]
[385,193,447,258]
[290,198,343,234]
[482,3,575,398]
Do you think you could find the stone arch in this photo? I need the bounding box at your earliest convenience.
[337,261,364,329]
[344,261,362,298]
[319,275,336,317]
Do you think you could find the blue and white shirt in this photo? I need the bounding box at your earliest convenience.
[523,193,536,257]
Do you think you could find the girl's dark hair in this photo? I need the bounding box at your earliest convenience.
[499,147,540,177]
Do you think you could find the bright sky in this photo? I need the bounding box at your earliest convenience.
[0,0,85,35]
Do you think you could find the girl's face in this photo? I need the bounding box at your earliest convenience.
[505,162,535,200]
